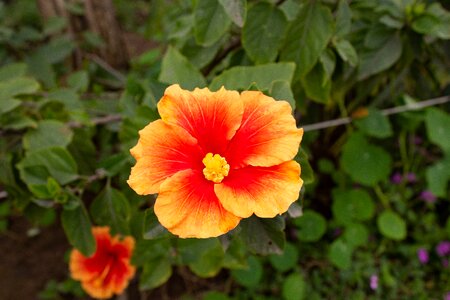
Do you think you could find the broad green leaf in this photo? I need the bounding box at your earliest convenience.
[240,216,285,255]
[343,223,369,248]
[425,108,450,152]
[269,80,295,109]
[301,62,331,104]
[143,208,169,240]
[223,237,247,269]
[177,238,221,264]
[140,258,172,290]
[354,108,393,138]
[61,202,95,256]
[210,62,295,91]
[412,3,450,39]
[282,272,306,300]
[279,0,301,21]
[335,39,358,67]
[364,25,395,50]
[17,147,78,185]
[0,77,40,99]
[182,38,222,69]
[203,291,231,300]
[90,183,130,235]
[332,189,375,225]
[281,1,334,78]
[67,70,89,92]
[218,0,246,27]
[23,120,73,151]
[328,239,352,269]
[295,148,314,184]
[189,241,224,278]
[294,210,326,242]
[231,256,262,288]
[335,0,352,37]
[377,210,407,240]
[341,133,392,186]
[0,63,27,81]
[426,157,450,198]
[0,98,21,114]
[194,0,231,46]
[357,33,402,80]
[98,153,129,177]
[36,36,76,64]
[159,46,206,90]
[319,49,336,84]
[269,243,298,272]
[242,3,287,64]
[43,16,68,36]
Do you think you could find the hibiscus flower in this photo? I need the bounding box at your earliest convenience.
[128,84,303,238]
[69,227,135,299]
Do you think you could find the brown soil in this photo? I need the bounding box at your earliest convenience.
[0,217,70,300]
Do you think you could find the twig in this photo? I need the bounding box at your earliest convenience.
[86,53,126,83]
[302,95,449,132]
[68,114,122,128]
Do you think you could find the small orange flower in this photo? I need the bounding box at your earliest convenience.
[128,85,303,238]
[69,227,135,299]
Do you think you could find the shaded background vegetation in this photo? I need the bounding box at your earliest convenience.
[0,0,449,299]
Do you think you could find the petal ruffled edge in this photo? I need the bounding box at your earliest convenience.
[128,119,203,195]
[157,84,244,154]
[215,160,303,218]
[226,91,303,168]
[154,169,241,238]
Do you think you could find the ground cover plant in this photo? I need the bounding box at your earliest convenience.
[0,0,449,299]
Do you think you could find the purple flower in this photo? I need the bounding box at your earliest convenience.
[405,172,417,183]
[370,274,378,290]
[420,190,437,203]
[391,172,403,184]
[417,248,429,264]
[436,241,450,257]
[445,291,450,300]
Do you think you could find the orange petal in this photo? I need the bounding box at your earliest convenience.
[215,161,303,218]
[226,91,303,168]
[154,169,241,238]
[128,119,203,195]
[157,84,243,154]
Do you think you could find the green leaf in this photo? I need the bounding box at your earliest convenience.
[269,243,298,272]
[242,2,287,64]
[90,183,130,235]
[357,33,402,80]
[301,62,331,104]
[332,189,375,225]
[203,291,232,300]
[188,241,224,278]
[67,70,89,92]
[335,39,358,67]
[61,202,95,256]
[159,46,206,90]
[281,1,334,78]
[425,108,450,153]
[231,256,262,288]
[140,258,172,290]
[0,63,27,81]
[320,49,336,84]
[377,210,407,240]
[143,208,170,240]
[328,239,352,270]
[177,239,221,264]
[343,223,369,248]
[354,108,393,138]
[269,80,295,110]
[194,0,231,46]
[341,133,392,186]
[335,0,352,37]
[240,216,285,255]
[17,147,78,186]
[0,98,21,114]
[282,272,306,300]
[210,62,295,91]
[23,120,73,151]
[0,77,40,99]
[294,210,327,242]
[218,0,246,27]
[426,157,450,198]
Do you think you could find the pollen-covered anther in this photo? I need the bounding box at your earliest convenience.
[202,153,230,183]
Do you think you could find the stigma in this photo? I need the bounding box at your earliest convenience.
[202,153,230,183]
